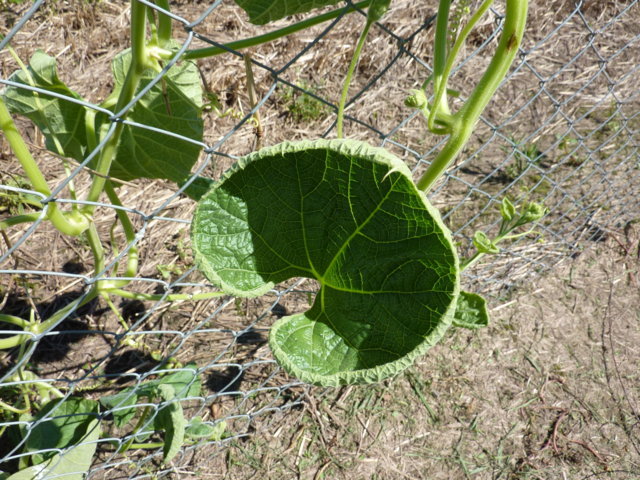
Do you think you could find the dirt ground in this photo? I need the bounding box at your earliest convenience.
[1,0,639,479]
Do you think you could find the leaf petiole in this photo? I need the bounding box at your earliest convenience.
[82,0,149,215]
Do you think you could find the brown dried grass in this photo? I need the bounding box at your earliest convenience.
[1,0,639,478]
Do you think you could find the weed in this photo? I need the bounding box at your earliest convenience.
[279,80,329,122]
[503,137,545,180]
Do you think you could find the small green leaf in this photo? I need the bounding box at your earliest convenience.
[500,197,517,222]
[185,417,226,440]
[149,363,201,400]
[192,139,460,386]
[95,47,203,183]
[452,291,489,329]
[99,390,138,428]
[7,417,100,480]
[233,0,341,25]
[24,397,99,465]
[2,51,90,161]
[472,231,500,254]
[155,384,185,463]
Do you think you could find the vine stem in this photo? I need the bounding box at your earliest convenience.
[0,97,88,235]
[336,16,373,138]
[182,1,372,61]
[461,228,538,271]
[106,288,224,302]
[104,180,139,284]
[431,0,452,119]
[417,0,528,193]
[0,290,98,350]
[0,212,42,230]
[82,0,148,215]
[429,0,495,131]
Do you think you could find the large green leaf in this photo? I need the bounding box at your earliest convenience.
[24,397,99,465]
[233,0,341,25]
[2,50,89,161]
[191,139,460,386]
[8,417,100,480]
[98,48,203,182]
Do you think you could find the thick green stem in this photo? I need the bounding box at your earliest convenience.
[429,0,494,131]
[82,0,148,214]
[0,289,98,350]
[336,18,373,138]
[0,97,88,235]
[417,0,528,192]
[182,1,371,61]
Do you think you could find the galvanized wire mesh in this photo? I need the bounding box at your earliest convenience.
[0,0,638,477]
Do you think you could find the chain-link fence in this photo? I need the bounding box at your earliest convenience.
[0,0,638,478]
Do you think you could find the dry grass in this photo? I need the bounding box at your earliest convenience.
[196,237,640,480]
[0,0,639,478]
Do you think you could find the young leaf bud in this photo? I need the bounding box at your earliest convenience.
[404,89,428,109]
[473,231,500,254]
[500,197,517,222]
[520,202,548,224]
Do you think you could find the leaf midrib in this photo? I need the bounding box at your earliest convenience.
[317,171,401,286]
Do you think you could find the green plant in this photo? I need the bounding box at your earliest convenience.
[280,80,329,122]
[191,0,538,386]
[0,341,101,479]
[99,364,225,463]
[0,174,41,216]
[503,137,544,180]
[0,0,541,470]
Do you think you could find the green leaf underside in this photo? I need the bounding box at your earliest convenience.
[192,139,460,386]
[3,49,203,184]
[233,0,341,24]
[453,291,489,330]
[3,51,89,160]
[100,48,203,182]
[7,418,100,480]
[24,397,100,466]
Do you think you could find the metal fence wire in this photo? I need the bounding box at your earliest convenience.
[0,0,639,477]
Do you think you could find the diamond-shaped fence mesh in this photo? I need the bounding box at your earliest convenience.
[0,0,638,478]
